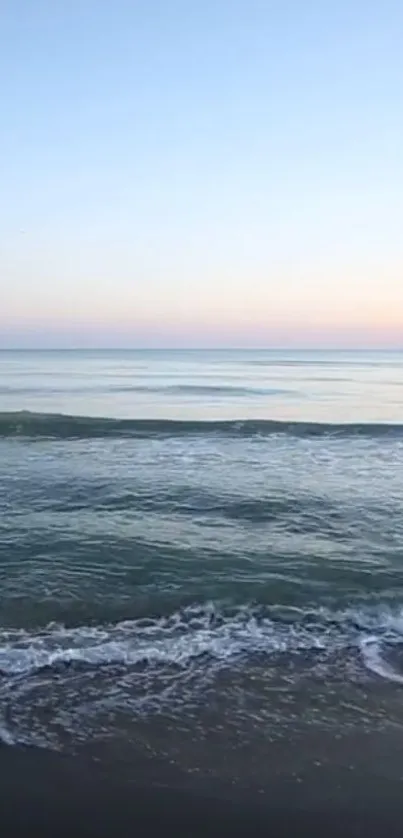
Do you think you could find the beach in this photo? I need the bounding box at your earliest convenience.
[1,732,403,837]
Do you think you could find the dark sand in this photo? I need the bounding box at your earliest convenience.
[1,742,403,837]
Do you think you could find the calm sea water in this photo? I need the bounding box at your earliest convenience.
[1,349,403,771]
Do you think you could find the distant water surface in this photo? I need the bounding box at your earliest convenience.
[1,348,402,422]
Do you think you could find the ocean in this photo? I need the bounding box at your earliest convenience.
[1,349,403,794]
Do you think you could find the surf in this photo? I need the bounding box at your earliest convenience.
[0,411,401,440]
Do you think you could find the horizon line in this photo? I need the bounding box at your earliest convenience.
[0,346,402,353]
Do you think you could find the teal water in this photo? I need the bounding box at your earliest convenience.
[0,349,402,752]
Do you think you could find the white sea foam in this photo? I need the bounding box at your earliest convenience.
[360,636,403,685]
[0,603,402,681]
[0,609,328,676]
[0,722,15,745]
[1,603,403,750]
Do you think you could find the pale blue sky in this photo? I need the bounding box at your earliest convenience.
[1,0,402,347]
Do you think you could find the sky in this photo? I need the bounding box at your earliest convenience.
[1,0,402,348]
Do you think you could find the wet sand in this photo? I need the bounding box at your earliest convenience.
[1,743,403,837]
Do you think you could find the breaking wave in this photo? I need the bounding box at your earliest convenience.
[1,411,402,440]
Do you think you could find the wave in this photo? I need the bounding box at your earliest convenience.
[0,411,402,440]
[360,637,403,685]
[1,602,403,749]
[112,384,291,396]
[1,602,403,681]
[0,384,294,397]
